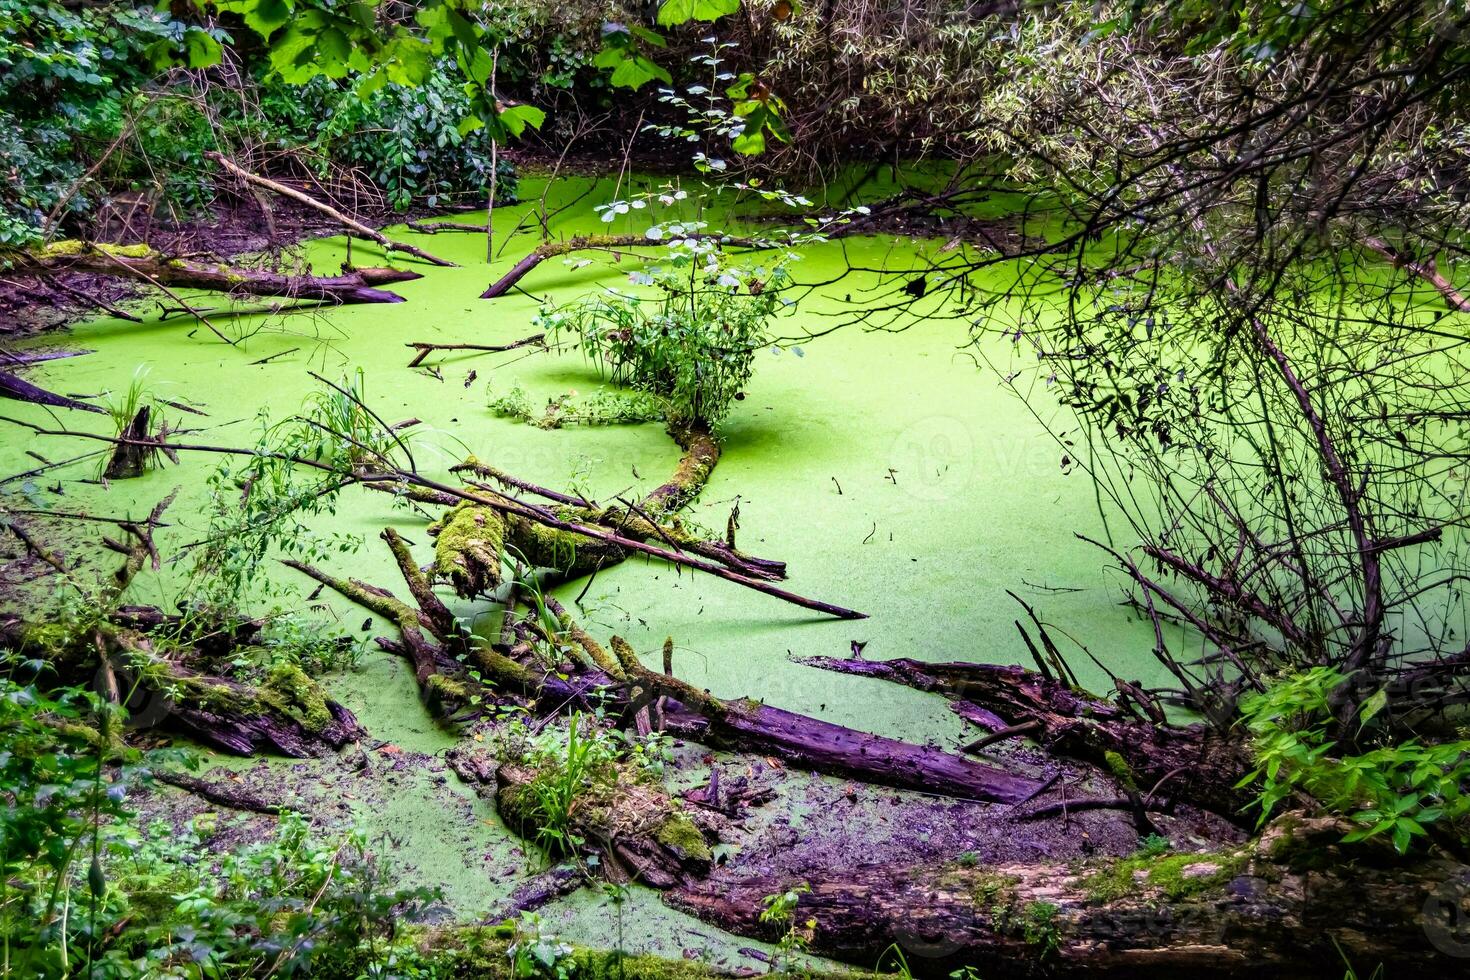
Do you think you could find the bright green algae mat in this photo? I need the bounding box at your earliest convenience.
[1,174,1172,945]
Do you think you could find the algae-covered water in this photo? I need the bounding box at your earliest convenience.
[1,174,1172,954]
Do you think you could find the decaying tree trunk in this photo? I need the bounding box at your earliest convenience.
[0,614,364,757]
[424,420,799,597]
[799,655,1253,819]
[1,510,365,759]
[104,405,152,479]
[670,815,1470,977]
[16,241,423,304]
[447,751,719,888]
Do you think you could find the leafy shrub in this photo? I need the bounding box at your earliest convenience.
[538,202,798,427]
[0,668,433,977]
[1238,668,1470,853]
[258,67,519,212]
[0,2,214,245]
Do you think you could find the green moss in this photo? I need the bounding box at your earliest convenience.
[263,662,333,732]
[1103,750,1139,790]
[424,672,474,711]
[411,927,866,980]
[38,240,154,259]
[968,870,1020,907]
[513,515,624,577]
[430,503,506,592]
[654,810,712,863]
[1080,849,1247,903]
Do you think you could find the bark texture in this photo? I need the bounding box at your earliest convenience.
[670,816,1470,977]
[801,655,1253,818]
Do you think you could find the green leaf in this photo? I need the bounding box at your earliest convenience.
[656,0,742,27]
[497,104,546,138]
[608,53,672,89]
[1357,689,1388,728]
[239,0,292,39]
[183,30,224,69]
[731,127,766,155]
[317,28,353,77]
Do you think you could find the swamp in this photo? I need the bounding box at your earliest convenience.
[2,1,1470,977]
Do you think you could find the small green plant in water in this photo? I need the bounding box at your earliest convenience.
[537,220,797,427]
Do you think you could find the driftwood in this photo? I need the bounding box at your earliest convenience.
[206,152,455,268]
[17,242,423,305]
[799,655,1253,819]
[482,234,767,299]
[670,815,1469,977]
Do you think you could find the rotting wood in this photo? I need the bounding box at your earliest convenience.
[669,814,1468,977]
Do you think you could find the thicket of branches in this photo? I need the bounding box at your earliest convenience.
[896,1,1470,742]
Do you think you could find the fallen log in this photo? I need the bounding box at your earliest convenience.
[482,234,768,299]
[448,752,718,888]
[153,770,292,815]
[798,656,1252,819]
[299,539,1035,804]
[1,615,365,758]
[669,814,1469,977]
[206,152,456,268]
[17,241,423,304]
[0,368,104,413]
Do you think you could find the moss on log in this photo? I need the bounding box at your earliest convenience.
[670,815,1470,977]
[15,240,423,304]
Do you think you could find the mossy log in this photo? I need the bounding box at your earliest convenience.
[670,815,1470,977]
[453,454,785,582]
[16,240,422,304]
[0,617,364,757]
[800,656,1253,819]
[410,925,868,980]
[449,752,716,888]
[430,422,723,596]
